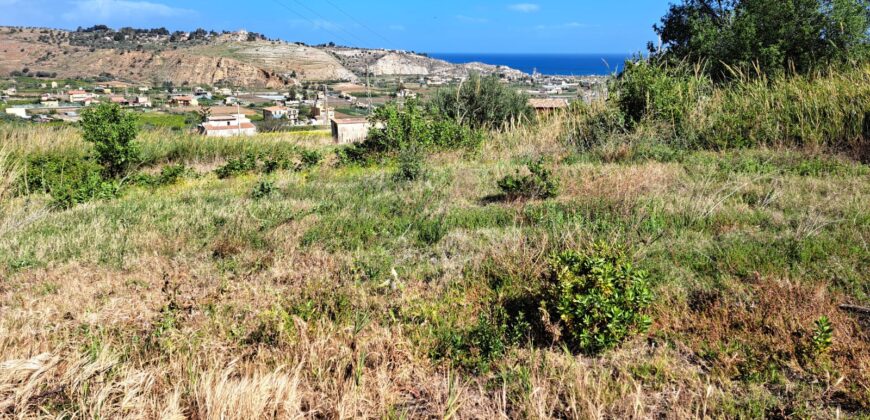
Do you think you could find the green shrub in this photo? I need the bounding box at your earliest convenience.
[565,102,628,151]
[250,179,276,200]
[393,146,428,182]
[133,164,191,187]
[430,73,533,130]
[611,60,710,130]
[339,100,482,164]
[300,149,322,168]
[20,153,119,209]
[497,158,559,200]
[79,103,140,178]
[545,245,654,355]
[215,153,258,179]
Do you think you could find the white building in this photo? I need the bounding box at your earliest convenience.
[199,114,257,137]
[67,90,96,103]
[262,106,298,121]
[331,118,371,144]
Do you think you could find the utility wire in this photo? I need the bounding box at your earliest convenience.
[268,0,354,46]
[283,0,372,47]
[320,0,393,46]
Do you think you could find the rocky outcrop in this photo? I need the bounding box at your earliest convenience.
[371,53,432,76]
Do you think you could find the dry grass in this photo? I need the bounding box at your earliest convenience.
[0,111,868,418]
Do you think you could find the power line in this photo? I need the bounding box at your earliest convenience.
[283,0,372,47]
[267,0,354,46]
[320,0,393,46]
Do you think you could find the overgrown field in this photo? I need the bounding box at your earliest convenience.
[1,106,868,418]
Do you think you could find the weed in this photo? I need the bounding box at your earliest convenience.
[497,158,559,200]
[544,244,653,355]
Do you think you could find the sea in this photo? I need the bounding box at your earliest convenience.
[428,53,634,76]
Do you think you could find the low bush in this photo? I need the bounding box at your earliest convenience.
[133,164,191,187]
[430,73,533,130]
[215,153,258,179]
[250,179,276,200]
[497,158,559,200]
[338,100,482,165]
[20,153,119,209]
[544,244,653,355]
[393,146,428,182]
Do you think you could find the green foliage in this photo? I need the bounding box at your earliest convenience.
[545,245,654,355]
[133,164,191,187]
[430,73,533,130]
[250,179,276,200]
[215,153,258,179]
[432,306,530,373]
[566,102,628,151]
[300,149,322,168]
[811,316,834,354]
[80,103,140,178]
[607,61,870,157]
[611,60,710,128]
[497,158,559,200]
[338,100,482,164]
[654,0,870,79]
[20,153,119,209]
[393,146,428,182]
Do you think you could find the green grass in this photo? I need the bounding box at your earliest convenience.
[136,112,193,130]
[1,95,869,417]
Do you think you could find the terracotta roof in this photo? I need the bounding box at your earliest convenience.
[68,90,87,95]
[263,106,289,112]
[202,123,256,131]
[528,98,570,109]
[173,96,195,101]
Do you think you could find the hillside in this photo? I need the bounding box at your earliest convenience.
[327,47,527,79]
[0,26,526,88]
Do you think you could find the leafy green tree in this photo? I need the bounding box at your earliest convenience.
[430,73,533,129]
[653,0,870,78]
[80,103,140,178]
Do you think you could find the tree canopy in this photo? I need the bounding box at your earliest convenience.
[652,0,870,78]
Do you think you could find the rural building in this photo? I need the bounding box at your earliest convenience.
[110,96,130,105]
[263,106,298,121]
[170,95,198,107]
[67,90,96,103]
[312,101,335,125]
[133,96,152,107]
[199,114,257,137]
[331,118,371,144]
[5,107,28,118]
[528,98,570,115]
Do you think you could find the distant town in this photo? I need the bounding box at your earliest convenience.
[1,69,608,143]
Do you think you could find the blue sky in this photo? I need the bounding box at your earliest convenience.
[0,0,672,53]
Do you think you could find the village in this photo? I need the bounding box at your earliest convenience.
[1,72,608,144]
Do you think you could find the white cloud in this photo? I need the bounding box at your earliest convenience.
[456,15,489,24]
[508,3,540,13]
[62,0,191,21]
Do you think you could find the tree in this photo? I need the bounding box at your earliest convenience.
[429,73,533,130]
[80,103,140,178]
[652,0,870,78]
